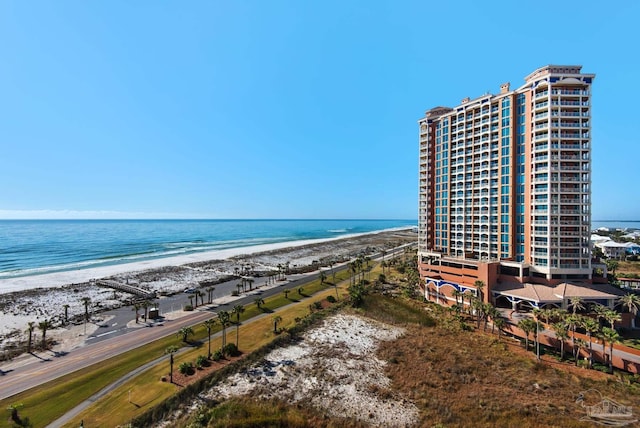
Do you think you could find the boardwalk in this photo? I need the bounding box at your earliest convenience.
[96,279,156,299]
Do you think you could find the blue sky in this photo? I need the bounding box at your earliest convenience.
[0,1,638,220]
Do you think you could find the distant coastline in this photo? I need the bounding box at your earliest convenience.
[0,219,416,291]
[592,220,640,230]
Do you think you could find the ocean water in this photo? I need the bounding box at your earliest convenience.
[0,219,416,279]
[592,221,640,231]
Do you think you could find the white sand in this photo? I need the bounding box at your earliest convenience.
[0,230,397,293]
[0,228,416,353]
[198,314,418,428]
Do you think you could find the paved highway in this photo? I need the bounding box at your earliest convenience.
[0,244,414,400]
[0,265,345,400]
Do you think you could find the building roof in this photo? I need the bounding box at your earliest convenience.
[492,281,625,304]
[596,241,629,249]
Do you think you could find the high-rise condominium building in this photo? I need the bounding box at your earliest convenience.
[417,65,621,310]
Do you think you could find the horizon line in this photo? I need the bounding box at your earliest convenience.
[0,217,419,221]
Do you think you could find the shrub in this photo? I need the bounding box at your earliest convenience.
[593,363,609,373]
[326,295,336,303]
[212,349,224,361]
[223,342,239,357]
[196,355,209,369]
[183,304,194,311]
[313,301,322,310]
[231,290,239,296]
[179,362,194,375]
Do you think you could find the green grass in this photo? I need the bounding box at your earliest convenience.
[0,268,355,427]
[69,286,349,427]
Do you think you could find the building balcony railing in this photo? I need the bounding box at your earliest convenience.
[552,89,589,96]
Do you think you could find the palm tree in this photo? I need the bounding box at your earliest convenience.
[591,303,608,326]
[349,262,357,286]
[329,260,336,283]
[254,297,265,311]
[604,309,621,330]
[569,297,585,315]
[540,308,554,325]
[566,314,582,362]
[618,293,640,328]
[451,289,462,309]
[236,283,243,295]
[319,270,327,285]
[232,304,245,346]
[462,290,474,314]
[518,318,536,351]
[26,321,35,353]
[470,297,484,329]
[272,315,282,334]
[203,318,216,358]
[132,303,141,323]
[38,319,52,350]
[574,338,587,366]
[581,317,599,369]
[81,297,91,321]
[600,327,621,374]
[62,304,70,325]
[297,287,304,297]
[474,280,485,302]
[217,310,230,349]
[207,287,215,304]
[196,290,205,307]
[486,305,500,334]
[141,300,150,321]
[605,259,619,277]
[551,322,569,361]
[177,326,194,343]
[493,317,506,339]
[283,289,290,300]
[188,295,195,308]
[165,345,179,383]
[532,309,544,360]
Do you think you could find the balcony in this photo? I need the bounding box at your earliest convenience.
[551,89,589,96]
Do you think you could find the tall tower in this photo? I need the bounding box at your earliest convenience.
[418,65,595,302]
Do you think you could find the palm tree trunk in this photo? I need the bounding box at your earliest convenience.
[609,343,614,373]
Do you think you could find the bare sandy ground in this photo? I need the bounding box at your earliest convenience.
[0,229,416,355]
[158,314,418,427]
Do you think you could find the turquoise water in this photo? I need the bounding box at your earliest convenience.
[0,219,416,279]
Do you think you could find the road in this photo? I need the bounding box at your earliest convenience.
[0,263,348,400]
[0,243,415,401]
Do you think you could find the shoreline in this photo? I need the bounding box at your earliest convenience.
[0,226,413,294]
[0,228,417,344]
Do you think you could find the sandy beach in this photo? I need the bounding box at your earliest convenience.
[0,228,416,356]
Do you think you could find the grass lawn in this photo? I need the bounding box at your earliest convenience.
[0,267,355,427]
[66,285,347,427]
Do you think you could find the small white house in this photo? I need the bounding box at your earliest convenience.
[595,240,628,259]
